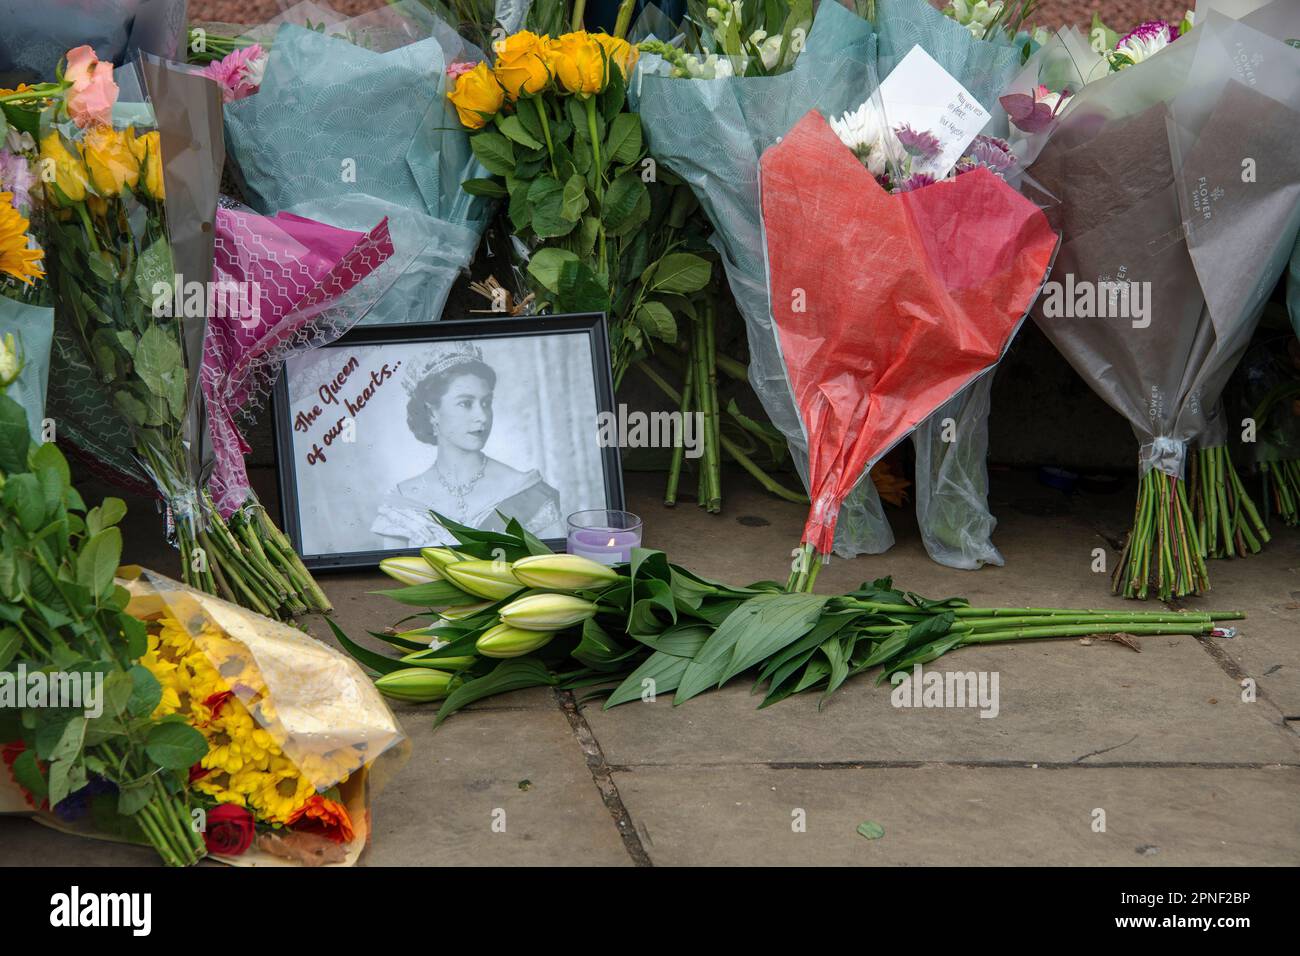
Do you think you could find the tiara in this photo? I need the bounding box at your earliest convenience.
[403,341,485,396]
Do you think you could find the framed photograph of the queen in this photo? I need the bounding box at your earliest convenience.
[273,314,624,570]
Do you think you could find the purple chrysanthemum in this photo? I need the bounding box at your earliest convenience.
[896,173,937,193]
[894,124,942,160]
[956,136,1018,179]
[1115,20,1179,65]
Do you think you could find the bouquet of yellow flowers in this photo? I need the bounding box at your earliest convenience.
[30,50,330,620]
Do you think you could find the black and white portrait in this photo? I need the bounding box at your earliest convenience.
[275,316,623,568]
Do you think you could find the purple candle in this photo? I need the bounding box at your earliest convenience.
[566,510,642,565]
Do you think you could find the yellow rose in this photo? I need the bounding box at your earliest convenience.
[448,62,505,129]
[135,130,165,201]
[593,33,639,79]
[492,31,553,99]
[38,133,88,205]
[552,32,606,97]
[83,125,140,197]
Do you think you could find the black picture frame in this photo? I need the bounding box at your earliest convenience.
[272,313,624,571]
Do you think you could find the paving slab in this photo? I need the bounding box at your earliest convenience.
[0,818,160,867]
[364,703,629,866]
[582,634,1300,767]
[613,764,1300,866]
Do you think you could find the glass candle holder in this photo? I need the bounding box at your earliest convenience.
[565,510,643,565]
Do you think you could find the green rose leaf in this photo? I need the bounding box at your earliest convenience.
[12,749,47,802]
[556,259,612,314]
[134,236,174,309]
[133,325,184,400]
[126,665,163,719]
[605,113,642,167]
[498,114,544,150]
[857,820,885,840]
[144,721,209,771]
[469,132,516,177]
[561,173,589,222]
[0,627,19,670]
[527,247,580,294]
[650,252,712,294]
[602,173,649,236]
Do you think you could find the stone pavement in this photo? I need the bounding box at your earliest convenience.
[2,466,1297,866]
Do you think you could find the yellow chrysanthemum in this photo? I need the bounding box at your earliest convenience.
[293,749,358,789]
[0,196,44,285]
[193,770,249,807]
[250,758,317,824]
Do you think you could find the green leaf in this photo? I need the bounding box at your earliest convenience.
[31,443,71,512]
[434,658,557,727]
[370,579,480,607]
[718,593,828,685]
[635,301,677,343]
[604,112,643,166]
[0,627,19,670]
[133,237,174,307]
[605,650,689,708]
[133,325,184,401]
[11,749,47,801]
[601,173,649,236]
[144,721,208,770]
[126,665,162,718]
[76,527,122,599]
[527,247,580,294]
[0,395,30,475]
[327,618,406,675]
[561,173,589,222]
[3,473,45,531]
[498,114,544,150]
[115,778,153,816]
[461,177,509,198]
[555,259,611,314]
[650,252,712,294]
[469,132,516,177]
[857,820,885,840]
[36,714,85,763]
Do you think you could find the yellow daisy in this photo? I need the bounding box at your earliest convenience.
[0,195,43,285]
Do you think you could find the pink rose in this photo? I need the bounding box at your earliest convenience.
[63,45,118,128]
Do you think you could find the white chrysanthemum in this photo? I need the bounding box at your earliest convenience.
[1113,20,1176,67]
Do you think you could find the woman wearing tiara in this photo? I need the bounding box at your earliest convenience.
[371,342,565,547]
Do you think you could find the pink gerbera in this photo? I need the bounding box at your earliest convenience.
[202,44,268,104]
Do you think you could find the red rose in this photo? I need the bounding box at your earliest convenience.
[203,804,256,856]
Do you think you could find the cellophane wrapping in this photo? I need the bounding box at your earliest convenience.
[635,2,892,557]
[223,0,493,327]
[760,112,1057,555]
[1027,8,1300,483]
[0,0,187,80]
[0,300,53,438]
[1,567,407,866]
[636,0,1034,565]
[203,199,401,517]
[44,55,222,520]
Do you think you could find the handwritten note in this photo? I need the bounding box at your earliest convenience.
[876,46,990,179]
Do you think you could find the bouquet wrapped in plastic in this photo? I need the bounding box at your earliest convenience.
[1236,333,1300,526]
[761,110,1057,590]
[636,0,1039,567]
[635,1,891,555]
[1025,9,1300,599]
[222,0,494,328]
[1,568,406,866]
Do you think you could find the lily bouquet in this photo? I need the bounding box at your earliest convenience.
[333,515,1243,724]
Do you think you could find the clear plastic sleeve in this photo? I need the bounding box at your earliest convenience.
[222,1,493,327]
